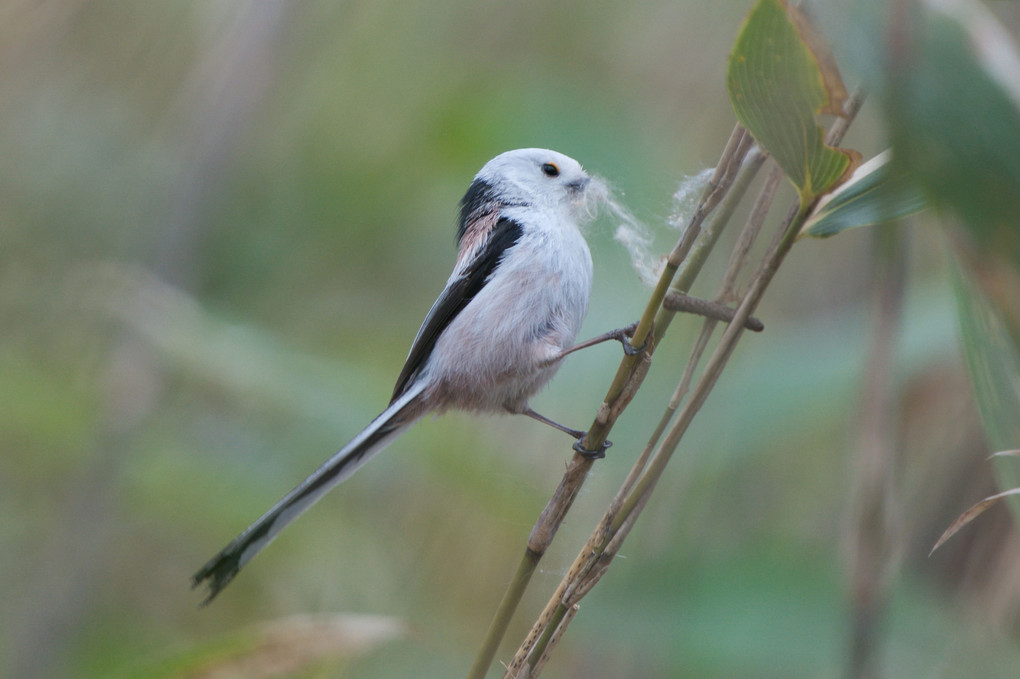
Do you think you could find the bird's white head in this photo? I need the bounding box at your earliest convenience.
[475,148,594,213]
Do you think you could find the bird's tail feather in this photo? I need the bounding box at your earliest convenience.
[191,382,426,604]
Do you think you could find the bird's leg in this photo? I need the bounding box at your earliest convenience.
[521,407,612,460]
[522,407,585,438]
[542,321,646,369]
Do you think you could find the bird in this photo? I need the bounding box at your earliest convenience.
[191,148,638,604]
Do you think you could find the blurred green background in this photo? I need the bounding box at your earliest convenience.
[3,1,1020,677]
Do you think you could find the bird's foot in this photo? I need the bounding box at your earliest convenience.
[572,435,612,460]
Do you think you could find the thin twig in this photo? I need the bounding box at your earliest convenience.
[662,292,764,331]
[648,158,784,460]
[629,150,773,484]
[678,161,784,395]
[721,163,786,303]
[614,147,770,504]
[653,147,768,344]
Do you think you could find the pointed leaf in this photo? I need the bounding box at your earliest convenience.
[931,487,1020,555]
[727,0,860,206]
[800,151,928,238]
[953,266,1020,516]
[889,0,1020,261]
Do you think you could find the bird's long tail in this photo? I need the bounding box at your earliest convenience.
[191,382,427,604]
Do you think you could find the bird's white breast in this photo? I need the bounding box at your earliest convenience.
[423,207,593,413]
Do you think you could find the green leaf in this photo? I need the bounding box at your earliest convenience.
[727,0,860,206]
[953,263,1020,524]
[887,0,1020,263]
[800,151,928,238]
[887,0,1020,347]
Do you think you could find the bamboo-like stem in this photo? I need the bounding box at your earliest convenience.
[528,604,577,678]
[465,124,755,679]
[643,160,784,475]
[613,202,808,534]
[614,85,864,537]
[607,85,865,546]
[721,163,786,302]
[582,125,756,450]
[504,179,806,678]
[506,88,868,677]
[508,202,810,678]
[465,550,540,679]
[652,148,768,344]
[615,148,769,501]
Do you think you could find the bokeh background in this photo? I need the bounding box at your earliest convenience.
[3,1,1020,677]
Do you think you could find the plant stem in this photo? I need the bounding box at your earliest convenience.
[638,159,783,495]
[505,178,809,677]
[508,203,810,678]
[466,124,755,679]
[662,293,764,331]
[653,148,768,343]
[507,88,868,676]
[587,125,756,445]
[465,549,540,679]
[619,148,770,500]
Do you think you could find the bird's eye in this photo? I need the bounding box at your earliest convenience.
[541,163,560,177]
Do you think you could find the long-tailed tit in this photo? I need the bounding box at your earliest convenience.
[192,148,638,603]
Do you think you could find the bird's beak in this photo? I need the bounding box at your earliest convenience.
[566,175,591,194]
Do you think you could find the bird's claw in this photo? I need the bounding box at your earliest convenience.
[573,435,612,460]
[619,322,647,356]
[622,335,647,356]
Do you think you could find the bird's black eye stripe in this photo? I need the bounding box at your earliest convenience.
[541,162,560,177]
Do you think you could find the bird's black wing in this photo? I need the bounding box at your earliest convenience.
[390,217,523,402]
